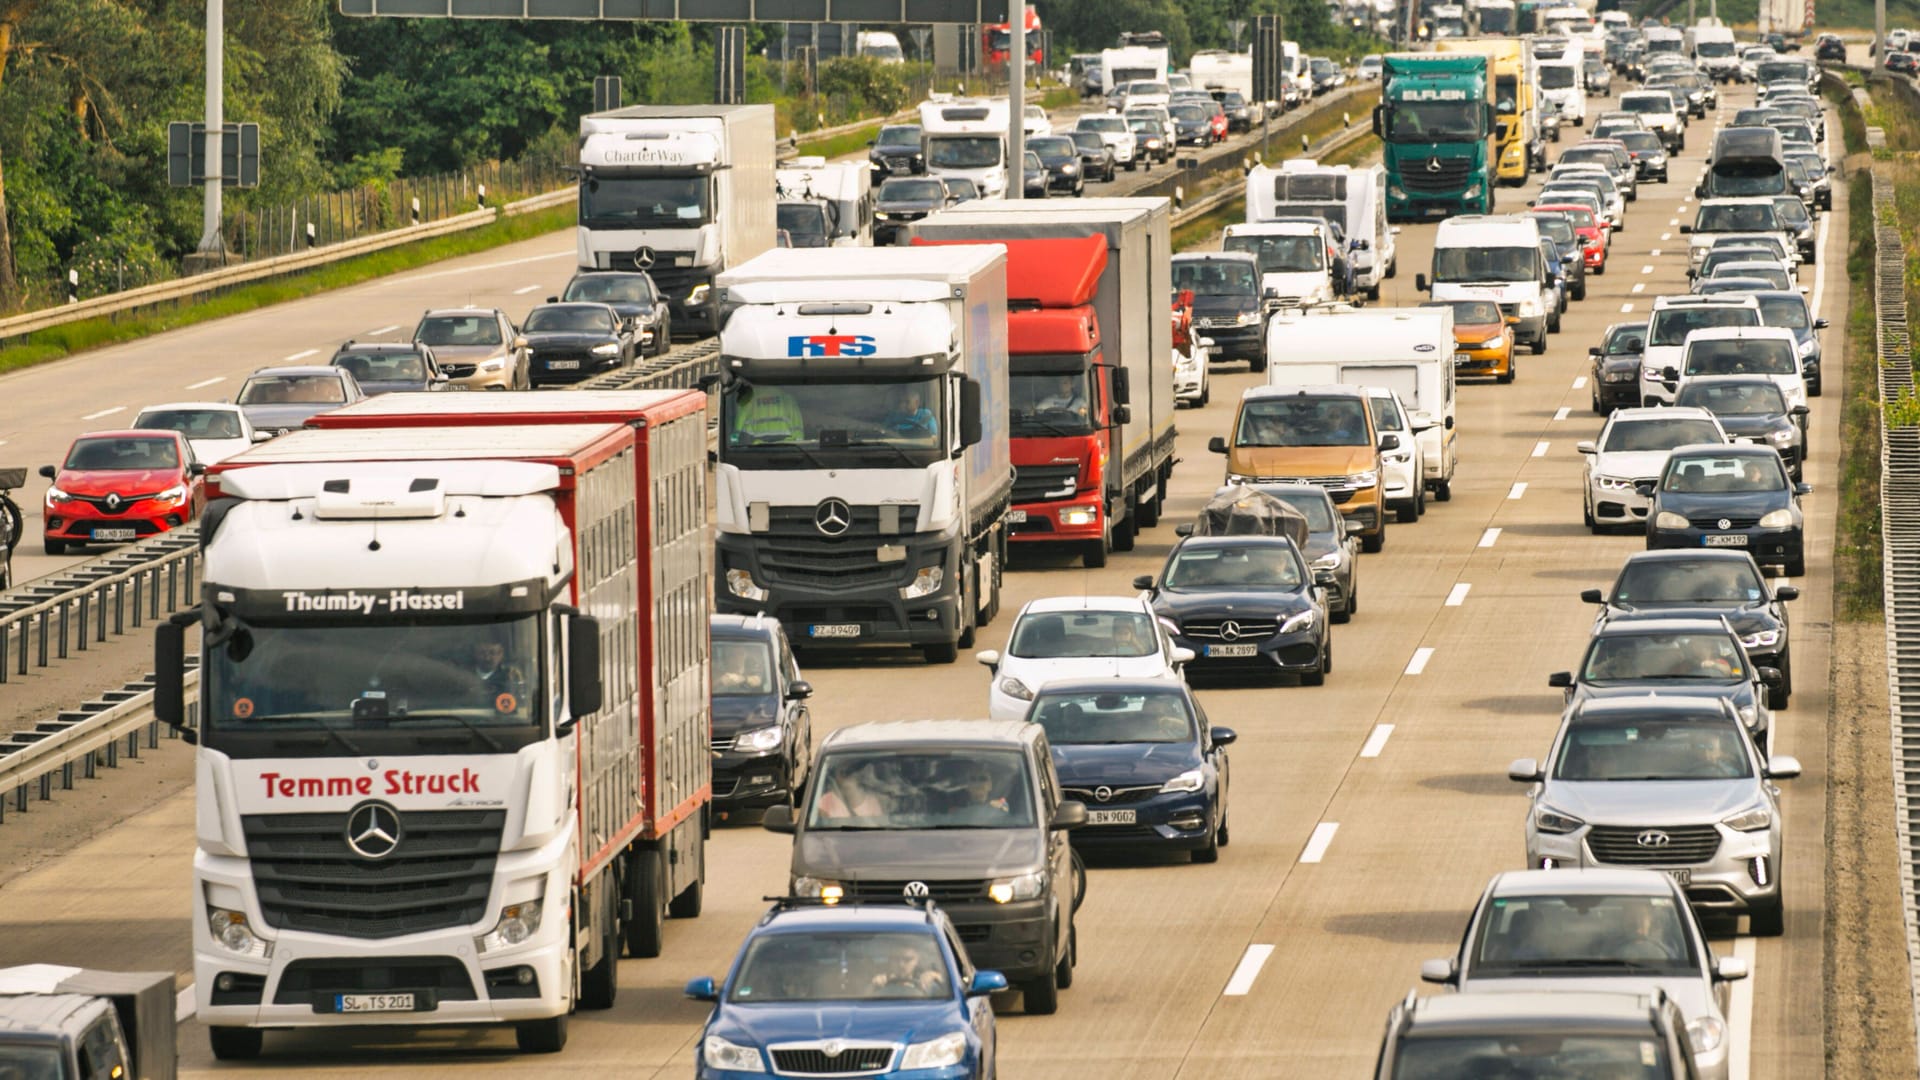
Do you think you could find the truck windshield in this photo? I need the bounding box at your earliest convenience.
[1234,397,1372,447]
[776,203,831,247]
[926,136,1001,170]
[0,1044,66,1080]
[1431,245,1537,283]
[1011,369,1097,437]
[1493,75,1518,114]
[806,749,1034,830]
[1539,66,1576,90]
[1224,233,1325,274]
[203,614,546,755]
[580,175,711,228]
[1705,161,1786,197]
[1385,101,1483,142]
[721,376,948,468]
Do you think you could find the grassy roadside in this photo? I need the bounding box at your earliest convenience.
[795,122,886,161]
[0,204,574,376]
[1837,169,1884,619]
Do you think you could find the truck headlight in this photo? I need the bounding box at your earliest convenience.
[1517,297,1542,317]
[1532,805,1585,834]
[1688,1016,1728,1054]
[687,284,712,307]
[901,1032,969,1070]
[590,343,620,357]
[997,676,1035,702]
[733,725,784,754]
[209,909,273,958]
[900,565,944,599]
[1464,183,1484,199]
[1654,511,1690,529]
[726,568,769,602]
[1059,506,1096,526]
[1388,183,1407,199]
[1722,804,1774,832]
[1161,769,1205,794]
[1758,508,1795,528]
[475,899,544,954]
[988,870,1046,903]
[703,1036,767,1072]
[1740,628,1782,649]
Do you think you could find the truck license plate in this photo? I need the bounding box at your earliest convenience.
[548,360,580,370]
[92,528,136,541]
[1205,644,1259,658]
[337,993,415,1013]
[1007,510,1028,523]
[1666,869,1691,886]
[1086,809,1136,825]
[1702,534,1749,547]
[809,624,861,638]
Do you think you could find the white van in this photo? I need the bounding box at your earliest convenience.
[1265,305,1462,512]
[1537,51,1587,127]
[1419,216,1550,355]
[1690,24,1739,82]
[1642,294,1762,405]
[857,30,905,63]
[1674,325,1808,415]
[1222,221,1338,311]
[775,159,873,247]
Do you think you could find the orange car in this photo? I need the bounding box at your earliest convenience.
[1426,298,1518,383]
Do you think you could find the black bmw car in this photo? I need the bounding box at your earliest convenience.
[518,302,634,386]
[710,614,813,814]
[1640,442,1809,576]
[1137,535,1330,685]
[1589,321,1647,414]
[556,270,671,357]
[873,176,952,245]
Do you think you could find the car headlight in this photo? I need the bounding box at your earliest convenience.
[1644,366,1668,381]
[703,1036,767,1073]
[208,908,273,958]
[1517,297,1542,317]
[1533,805,1585,834]
[153,484,187,505]
[1236,310,1259,325]
[1770,427,1797,444]
[1384,451,1411,464]
[1161,768,1205,794]
[900,565,944,600]
[901,1032,969,1070]
[480,359,505,372]
[1351,470,1378,488]
[1654,511,1690,529]
[1740,628,1782,649]
[725,568,769,602]
[1312,552,1342,570]
[1062,164,1078,174]
[1224,472,1252,485]
[1797,337,1817,357]
[475,899,544,954]
[988,870,1047,903]
[1279,609,1316,635]
[1737,703,1759,726]
[44,485,74,504]
[590,343,619,357]
[1687,1016,1728,1054]
[1759,508,1796,528]
[1722,804,1774,832]
[1605,369,1636,383]
[997,676,1034,702]
[733,725,784,754]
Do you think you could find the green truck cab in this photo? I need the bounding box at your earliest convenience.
[1373,54,1496,222]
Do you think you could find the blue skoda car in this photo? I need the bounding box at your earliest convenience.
[686,900,1005,1079]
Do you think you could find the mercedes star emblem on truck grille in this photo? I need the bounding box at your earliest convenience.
[1426,158,1443,173]
[632,246,656,270]
[345,801,403,860]
[814,498,853,536]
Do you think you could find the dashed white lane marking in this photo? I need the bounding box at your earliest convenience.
[1640,265,1654,274]
[176,986,194,1023]
[1299,823,1339,863]
[1223,945,1276,996]
[1661,232,1672,241]
[1445,583,1472,607]
[513,284,540,295]
[1728,935,1757,1080]
[1360,724,1396,758]
[1404,648,1436,676]
[1632,283,1646,293]
[1508,482,1528,499]
[1620,303,1635,313]
[282,348,318,362]
[81,406,124,420]
[366,324,399,336]
[1554,407,1571,421]
[1533,441,1550,458]
[1572,376,1588,389]
[185,376,225,390]
[1479,527,1502,548]
[1670,218,1680,226]
[1649,248,1661,257]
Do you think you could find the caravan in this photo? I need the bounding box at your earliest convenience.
[918,96,1011,199]
[1245,160,1397,299]
[775,158,873,247]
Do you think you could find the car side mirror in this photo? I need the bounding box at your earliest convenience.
[967,970,1009,996]
[1694,183,1705,197]
[1679,224,1692,233]
[1814,318,1829,329]
[1174,523,1195,538]
[1132,574,1155,590]
[1634,479,1657,497]
[1757,665,1784,686]
[1208,436,1229,455]
[1170,647,1196,665]
[1774,585,1800,601]
[1794,482,1812,496]
[1765,754,1802,779]
[1589,346,1603,358]
[37,465,54,480]
[1210,726,1238,749]
[959,377,983,447]
[1112,403,1132,425]
[1790,405,1810,418]
[1547,671,1573,688]
[1052,800,1088,830]
[1415,273,1430,292]
[684,976,719,1001]
[1508,757,1544,782]
[1378,434,1400,452]
[546,295,559,304]
[512,336,529,351]
[786,680,813,701]
[1580,588,1605,604]
[1714,956,1750,982]
[1264,287,1280,300]
[975,649,1000,671]
[1576,440,1597,455]
[762,804,798,833]
[252,431,273,442]
[1420,958,1459,985]
[1444,415,1454,430]
[189,462,208,476]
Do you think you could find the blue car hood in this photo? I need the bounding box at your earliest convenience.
[1053,742,1201,787]
[711,1001,961,1049]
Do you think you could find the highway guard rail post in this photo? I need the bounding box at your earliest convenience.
[0,662,198,825]
[0,530,201,683]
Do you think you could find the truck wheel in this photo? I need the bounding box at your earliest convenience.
[1111,509,1136,552]
[923,642,959,663]
[623,848,665,959]
[669,872,704,919]
[1247,353,1267,373]
[1530,337,1547,356]
[209,1027,264,1061]
[1082,540,1108,569]
[1023,968,1061,1015]
[1434,480,1452,502]
[1138,487,1161,528]
[579,896,620,1010]
[516,1015,569,1054]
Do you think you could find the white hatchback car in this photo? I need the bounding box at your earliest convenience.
[130,401,269,464]
[977,595,1193,721]
[1578,406,1729,533]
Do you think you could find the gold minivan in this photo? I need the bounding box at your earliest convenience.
[1208,384,1392,552]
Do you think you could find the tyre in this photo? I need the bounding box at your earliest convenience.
[516,1015,569,1054]
[1749,898,1785,937]
[924,642,959,663]
[1137,486,1161,528]
[1192,824,1221,863]
[1361,529,1384,554]
[579,901,620,1010]
[1082,539,1108,569]
[1366,282,1381,301]
[1125,160,1137,171]
[1217,810,1230,847]
[1023,968,1060,1015]
[1332,599,1351,625]
[1056,925,1077,987]
[209,1027,264,1061]
[623,848,665,959]
[43,538,65,556]
[1396,500,1418,524]
[1574,281,1587,302]
[1111,508,1136,552]
[1770,679,1790,710]
[1497,360,1516,385]
[1594,261,1605,275]
[1785,556,1806,577]
[1530,337,1547,356]
[669,872,704,919]
[1071,849,1087,912]
[1584,495,1597,530]
[1433,481,1451,503]
[1809,378,1822,398]
[1301,641,1329,686]
[1247,352,1267,373]
[1198,379,1210,407]
[1415,484,1427,518]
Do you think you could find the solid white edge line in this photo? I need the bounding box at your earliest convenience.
[1554,406,1571,421]
[1478,527,1501,548]
[1404,647,1435,676]
[1727,935,1756,1080]
[185,376,225,390]
[80,406,125,420]
[1445,583,1471,606]
[1359,724,1395,758]
[1532,441,1550,458]
[1508,482,1527,499]
[1223,944,1276,996]
[282,348,319,362]
[388,249,574,286]
[1299,822,1339,864]
[176,985,194,1023]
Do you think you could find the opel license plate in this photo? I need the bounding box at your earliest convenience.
[1702,534,1749,547]
[809,624,861,638]
[1007,510,1028,523]
[92,528,136,541]
[1086,809,1136,825]
[1666,869,1692,886]
[1205,644,1259,658]
[337,993,415,1013]
[548,359,580,370]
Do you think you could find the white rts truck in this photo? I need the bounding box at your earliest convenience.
[919,97,1012,199]
[776,158,873,248]
[711,246,1014,664]
[155,390,714,1059]
[576,104,777,338]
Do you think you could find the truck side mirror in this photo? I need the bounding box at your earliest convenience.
[959,377,984,448]
[154,616,195,740]
[566,613,604,723]
[1371,105,1383,137]
[1208,436,1229,454]
[1110,366,1131,406]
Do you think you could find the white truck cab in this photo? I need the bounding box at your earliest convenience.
[1419,216,1549,354]
[1222,221,1337,312]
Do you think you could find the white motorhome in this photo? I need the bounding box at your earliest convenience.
[1222,221,1338,312]
[1100,44,1171,95]
[1418,215,1550,354]
[1283,41,1308,98]
[1689,24,1739,82]
[1265,306,1462,511]
[1537,50,1587,126]
[858,30,905,63]
[1189,50,1263,122]
[776,158,873,247]
[1245,161,1397,300]
[918,96,1011,199]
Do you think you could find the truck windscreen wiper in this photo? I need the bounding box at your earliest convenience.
[250,712,366,756]
[387,712,507,753]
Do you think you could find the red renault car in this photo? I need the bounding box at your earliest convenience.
[40,430,205,555]
[1533,202,1611,274]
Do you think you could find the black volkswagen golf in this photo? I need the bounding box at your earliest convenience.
[1641,443,1809,576]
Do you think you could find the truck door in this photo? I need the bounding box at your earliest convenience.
[76,1013,129,1080]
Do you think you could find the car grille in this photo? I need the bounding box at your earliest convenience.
[70,491,167,515]
[1064,785,1162,805]
[1013,464,1079,503]
[534,350,596,368]
[1586,824,1721,865]
[440,363,478,377]
[771,1045,897,1075]
[242,809,505,939]
[1181,619,1280,641]
[1402,158,1474,193]
[840,878,990,902]
[1688,516,1761,529]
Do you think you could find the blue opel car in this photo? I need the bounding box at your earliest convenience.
[685,900,1005,1079]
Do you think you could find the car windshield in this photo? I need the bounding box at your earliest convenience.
[522,306,614,334]
[1708,265,1791,290]
[415,315,502,347]
[135,408,243,440]
[1171,104,1210,122]
[1030,136,1076,164]
[1664,452,1788,492]
[1431,245,1537,284]
[237,375,346,405]
[1078,117,1128,133]
[1126,81,1170,96]
[1437,299,1502,324]
[806,749,1035,830]
[1235,397,1372,448]
[1554,717,1755,781]
[0,1045,64,1080]
[1172,259,1258,295]
[730,931,949,1002]
[1621,95,1671,114]
[1009,610,1159,658]
[1684,338,1797,375]
[880,179,944,202]
[1756,295,1810,330]
[563,274,656,304]
[1772,198,1811,227]
[1223,233,1325,274]
[1070,132,1105,153]
[1702,248,1775,273]
[1614,556,1768,603]
[1600,417,1723,453]
[1127,120,1161,138]
[1385,101,1484,142]
[1530,216,1575,244]
[64,436,180,470]
[711,639,774,697]
[877,125,920,147]
[1618,131,1663,153]
[1392,1035,1671,1079]
[1648,305,1757,346]
[1255,486,1336,530]
[1469,892,1701,976]
[1163,543,1305,590]
[334,351,427,383]
[944,179,979,201]
[1582,631,1746,681]
[776,202,830,244]
[1605,325,1647,354]
[1695,203,1780,231]
[1677,379,1788,416]
[1031,688,1196,745]
[1542,205,1599,230]
[926,136,1001,169]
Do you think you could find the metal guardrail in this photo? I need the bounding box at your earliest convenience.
[1131,84,1374,217]
[1169,116,1377,228]
[0,662,198,824]
[0,530,201,684]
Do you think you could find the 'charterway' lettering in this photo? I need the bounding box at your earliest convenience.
[259,768,484,799]
[281,589,466,614]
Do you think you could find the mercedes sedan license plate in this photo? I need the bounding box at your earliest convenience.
[1702,534,1749,547]
[548,360,580,370]
[1205,644,1259,658]
[337,993,415,1013]
[92,528,136,541]
[1666,869,1692,886]
[1086,809,1136,825]
[809,624,861,638]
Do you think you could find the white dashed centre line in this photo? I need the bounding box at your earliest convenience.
[282,348,319,362]
[1223,945,1276,996]
[1632,283,1646,293]
[513,284,540,295]
[1669,218,1680,226]
[1640,265,1654,274]
[1661,232,1672,241]
[1445,583,1472,607]
[366,324,399,336]
[81,406,125,420]
[1554,406,1571,421]
[1299,823,1339,864]
[1508,482,1527,500]
[1404,648,1436,676]
[185,376,225,390]
[1479,527,1502,548]
[1619,303,1634,313]
[1360,724,1396,758]
[1532,441,1550,458]
[1649,249,1661,257]
[1572,376,1588,389]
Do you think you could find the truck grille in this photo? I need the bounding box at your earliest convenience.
[756,507,923,591]
[1586,824,1721,865]
[771,1045,897,1076]
[271,957,477,1005]
[840,878,990,902]
[1012,464,1079,503]
[1181,619,1280,641]
[242,809,505,939]
[1401,158,1474,193]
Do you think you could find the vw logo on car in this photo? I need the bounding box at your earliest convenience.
[901,881,931,899]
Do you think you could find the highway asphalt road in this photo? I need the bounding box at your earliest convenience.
[0,78,1844,1077]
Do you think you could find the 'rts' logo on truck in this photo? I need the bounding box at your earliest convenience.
[788,334,878,357]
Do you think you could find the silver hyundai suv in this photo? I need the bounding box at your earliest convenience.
[1509,695,1800,937]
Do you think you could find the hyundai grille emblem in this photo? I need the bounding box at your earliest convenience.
[1094,786,1114,803]
[632,245,656,270]
[814,498,853,537]
[344,800,403,860]
[1218,620,1243,641]
[902,881,931,899]
[1635,829,1672,848]
[1718,518,1732,530]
